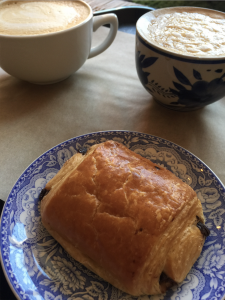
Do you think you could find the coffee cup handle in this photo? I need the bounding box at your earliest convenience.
[88,14,118,59]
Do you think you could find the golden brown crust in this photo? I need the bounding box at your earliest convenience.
[41,140,206,295]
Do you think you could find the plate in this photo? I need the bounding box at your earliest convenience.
[1,130,225,300]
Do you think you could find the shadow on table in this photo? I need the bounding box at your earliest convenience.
[1,69,224,175]
[0,74,79,123]
[134,94,224,154]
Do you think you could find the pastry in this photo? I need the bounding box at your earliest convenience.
[40,140,209,295]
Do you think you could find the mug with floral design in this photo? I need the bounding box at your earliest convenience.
[136,6,225,111]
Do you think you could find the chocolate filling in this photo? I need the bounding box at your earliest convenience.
[195,216,210,237]
[196,222,210,237]
[159,272,177,292]
[154,166,161,170]
[39,188,50,201]
[78,147,88,155]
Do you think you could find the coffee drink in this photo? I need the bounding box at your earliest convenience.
[146,8,225,57]
[0,0,90,36]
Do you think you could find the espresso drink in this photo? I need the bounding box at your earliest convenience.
[147,8,225,57]
[0,0,90,36]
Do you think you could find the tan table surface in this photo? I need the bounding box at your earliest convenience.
[1,26,225,201]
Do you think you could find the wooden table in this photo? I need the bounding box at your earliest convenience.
[85,0,140,11]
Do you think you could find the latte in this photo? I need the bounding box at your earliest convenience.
[146,8,225,57]
[0,0,90,36]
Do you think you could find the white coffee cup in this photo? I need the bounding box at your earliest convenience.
[0,0,118,84]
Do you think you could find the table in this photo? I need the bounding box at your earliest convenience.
[0,23,225,202]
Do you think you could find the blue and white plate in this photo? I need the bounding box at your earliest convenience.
[1,131,225,300]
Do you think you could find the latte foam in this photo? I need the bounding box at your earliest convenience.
[0,0,90,35]
[146,9,225,57]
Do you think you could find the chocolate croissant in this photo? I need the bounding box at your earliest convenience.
[40,140,209,296]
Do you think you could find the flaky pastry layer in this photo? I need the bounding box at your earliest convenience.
[41,140,206,295]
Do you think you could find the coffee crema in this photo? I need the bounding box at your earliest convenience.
[147,11,225,57]
[0,0,90,36]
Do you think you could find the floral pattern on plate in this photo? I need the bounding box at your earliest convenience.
[1,131,225,300]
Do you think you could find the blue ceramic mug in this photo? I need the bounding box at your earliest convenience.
[136,7,225,111]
